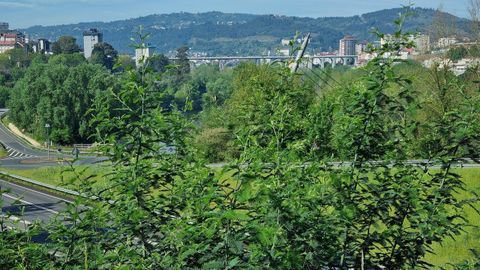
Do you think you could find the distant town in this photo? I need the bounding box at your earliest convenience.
[1,21,478,75]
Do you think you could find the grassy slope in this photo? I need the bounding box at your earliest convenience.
[0,165,478,267]
[426,168,480,268]
[0,165,111,190]
[0,144,8,159]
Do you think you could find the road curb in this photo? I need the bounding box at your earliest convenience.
[0,171,78,202]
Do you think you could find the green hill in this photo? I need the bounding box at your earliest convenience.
[22,7,471,55]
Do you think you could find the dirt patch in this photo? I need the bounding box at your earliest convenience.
[7,123,42,148]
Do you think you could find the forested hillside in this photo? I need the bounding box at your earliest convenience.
[23,7,471,55]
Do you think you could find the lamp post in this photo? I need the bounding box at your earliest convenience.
[45,123,50,160]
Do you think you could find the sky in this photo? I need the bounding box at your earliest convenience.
[0,0,472,29]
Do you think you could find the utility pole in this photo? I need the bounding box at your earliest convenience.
[45,123,50,160]
[290,33,311,73]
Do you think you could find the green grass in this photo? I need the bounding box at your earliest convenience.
[426,168,480,268]
[0,165,112,190]
[0,164,478,267]
[0,144,8,159]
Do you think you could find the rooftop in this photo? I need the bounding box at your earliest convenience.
[83,28,102,36]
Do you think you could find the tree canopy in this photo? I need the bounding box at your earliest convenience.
[8,54,114,143]
[90,42,118,70]
[51,36,81,54]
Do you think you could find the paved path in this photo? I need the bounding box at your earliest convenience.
[0,179,69,227]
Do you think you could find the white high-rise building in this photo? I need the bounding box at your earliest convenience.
[436,37,457,48]
[83,28,103,59]
[135,45,155,66]
[412,34,430,54]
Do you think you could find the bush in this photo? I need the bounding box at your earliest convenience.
[194,127,235,162]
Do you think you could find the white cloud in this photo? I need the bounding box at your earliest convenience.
[0,1,35,8]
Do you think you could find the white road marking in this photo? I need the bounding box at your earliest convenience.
[1,154,38,160]
[0,180,73,204]
[2,193,59,215]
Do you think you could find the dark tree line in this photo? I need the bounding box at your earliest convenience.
[8,54,116,143]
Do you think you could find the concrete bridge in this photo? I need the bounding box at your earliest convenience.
[169,55,358,69]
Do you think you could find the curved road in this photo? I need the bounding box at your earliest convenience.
[0,109,106,168]
[0,109,95,229]
[0,109,54,158]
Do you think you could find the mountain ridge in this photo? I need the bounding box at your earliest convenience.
[22,7,471,56]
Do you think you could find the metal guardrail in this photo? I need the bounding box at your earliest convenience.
[0,170,79,198]
[0,171,114,205]
[73,144,93,149]
[169,55,358,61]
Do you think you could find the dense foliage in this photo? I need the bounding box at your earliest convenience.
[2,46,232,145]
[0,14,479,269]
[90,42,118,70]
[0,49,39,108]
[8,54,115,143]
[447,45,480,61]
[51,36,81,55]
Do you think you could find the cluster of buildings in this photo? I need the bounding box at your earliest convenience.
[83,28,160,66]
[338,33,480,75]
[0,22,54,55]
[0,21,157,69]
[276,33,434,68]
[337,34,432,66]
[0,22,108,60]
[0,22,26,54]
[2,19,479,74]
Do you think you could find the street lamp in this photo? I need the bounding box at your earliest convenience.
[45,123,50,160]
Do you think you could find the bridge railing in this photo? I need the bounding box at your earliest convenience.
[169,55,358,61]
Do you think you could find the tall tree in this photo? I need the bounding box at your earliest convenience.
[174,46,190,81]
[469,0,480,42]
[90,42,118,70]
[429,5,457,46]
[116,54,136,71]
[148,54,170,73]
[51,36,80,54]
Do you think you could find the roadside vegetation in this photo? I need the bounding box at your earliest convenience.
[0,11,479,269]
[426,168,480,267]
[0,144,7,159]
[2,164,478,267]
[0,165,111,189]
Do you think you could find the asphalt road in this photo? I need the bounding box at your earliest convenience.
[0,109,108,169]
[0,179,69,227]
[0,109,50,158]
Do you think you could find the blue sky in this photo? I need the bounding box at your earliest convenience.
[0,0,470,28]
